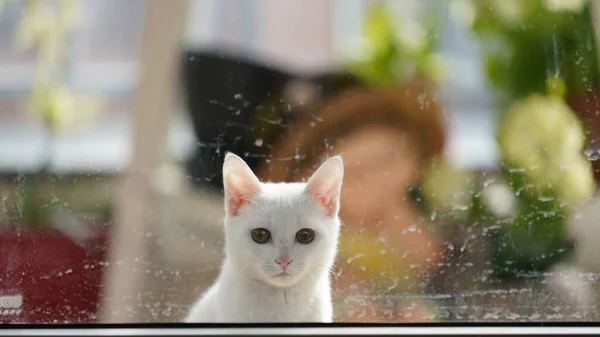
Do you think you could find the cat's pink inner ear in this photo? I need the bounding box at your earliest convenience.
[224,172,259,216]
[222,153,261,216]
[307,182,340,216]
[306,157,344,216]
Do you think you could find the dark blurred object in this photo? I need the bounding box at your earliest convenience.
[180,50,360,191]
[569,92,600,184]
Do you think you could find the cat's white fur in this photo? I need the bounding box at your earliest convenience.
[185,153,344,323]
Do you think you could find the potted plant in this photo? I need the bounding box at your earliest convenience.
[407,3,597,319]
[452,0,600,179]
[0,0,108,323]
[448,0,597,278]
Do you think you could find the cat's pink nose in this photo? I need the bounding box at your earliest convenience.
[275,257,293,268]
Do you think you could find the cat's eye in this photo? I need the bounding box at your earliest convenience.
[251,228,271,244]
[295,228,315,244]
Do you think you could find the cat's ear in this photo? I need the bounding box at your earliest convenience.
[223,153,261,216]
[305,156,344,217]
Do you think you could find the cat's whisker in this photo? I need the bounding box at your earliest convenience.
[242,265,262,283]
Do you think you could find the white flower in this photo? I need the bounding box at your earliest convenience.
[482,182,517,217]
[499,94,595,206]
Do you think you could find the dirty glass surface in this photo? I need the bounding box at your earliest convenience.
[1,0,600,325]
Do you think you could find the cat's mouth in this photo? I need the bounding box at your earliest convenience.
[274,271,291,277]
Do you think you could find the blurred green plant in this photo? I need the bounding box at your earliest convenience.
[14,0,102,131]
[1,0,103,226]
[418,0,598,280]
[492,94,594,277]
[499,94,594,207]
[346,1,446,87]
[451,0,598,103]
[460,0,598,277]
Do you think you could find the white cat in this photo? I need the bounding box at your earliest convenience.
[185,153,344,323]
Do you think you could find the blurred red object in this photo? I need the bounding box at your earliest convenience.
[0,225,107,323]
[569,91,600,185]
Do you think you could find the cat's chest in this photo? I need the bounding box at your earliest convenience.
[221,285,322,322]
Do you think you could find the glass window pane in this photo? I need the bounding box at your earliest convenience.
[1,0,599,326]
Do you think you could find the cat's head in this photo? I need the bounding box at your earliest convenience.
[221,153,343,288]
